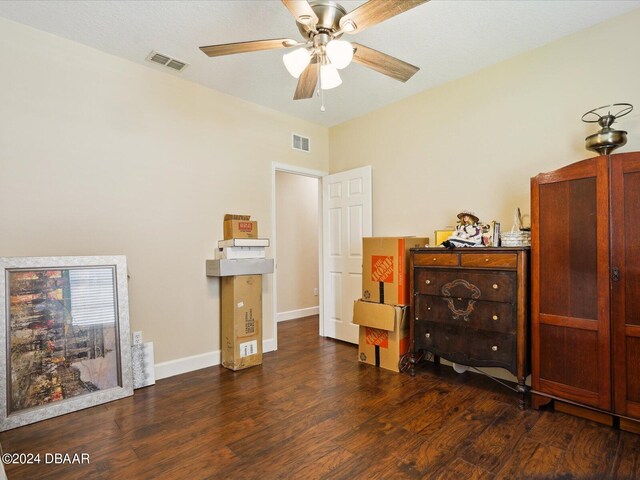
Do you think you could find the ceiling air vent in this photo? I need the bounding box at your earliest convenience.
[292,133,310,153]
[146,51,189,72]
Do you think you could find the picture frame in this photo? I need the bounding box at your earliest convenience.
[434,229,456,246]
[0,256,133,431]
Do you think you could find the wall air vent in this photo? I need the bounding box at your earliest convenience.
[146,51,189,72]
[292,133,310,153]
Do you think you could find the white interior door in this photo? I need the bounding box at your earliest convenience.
[321,166,372,344]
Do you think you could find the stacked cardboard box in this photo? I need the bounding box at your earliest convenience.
[221,275,263,370]
[353,236,429,372]
[223,214,258,239]
[214,214,273,371]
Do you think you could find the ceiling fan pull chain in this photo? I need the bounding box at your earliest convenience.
[318,60,325,112]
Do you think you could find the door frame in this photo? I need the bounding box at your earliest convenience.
[271,162,327,351]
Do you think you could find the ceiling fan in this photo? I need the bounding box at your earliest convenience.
[199,0,428,100]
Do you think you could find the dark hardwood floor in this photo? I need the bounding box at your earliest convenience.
[1,315,639,479]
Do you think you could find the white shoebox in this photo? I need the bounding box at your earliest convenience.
[217,246,267,259]
[216,238,270,259]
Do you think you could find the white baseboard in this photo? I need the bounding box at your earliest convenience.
[263,337,276,353]
[154,338,278,380]
[277,306,319,322]
[155,350,220,380]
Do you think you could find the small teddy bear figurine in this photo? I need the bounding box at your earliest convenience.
[441,210,484,249]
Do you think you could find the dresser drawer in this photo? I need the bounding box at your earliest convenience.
[460,253,517,269]
[414,269,517,303]
[414,321,516,373]
[413,252,459,267]
[415,294,516,334]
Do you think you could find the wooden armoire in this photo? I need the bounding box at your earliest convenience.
[530,151,640,427]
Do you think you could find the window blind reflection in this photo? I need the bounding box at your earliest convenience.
[69,268,116,326]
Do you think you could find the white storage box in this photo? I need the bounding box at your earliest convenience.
[218,238,270,248]
[216,246,266,260]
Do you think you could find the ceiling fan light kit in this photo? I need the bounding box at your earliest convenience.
[320,63,342,90]
[199,0,428,103]
[283,47,312,78]
[325,39,353,69]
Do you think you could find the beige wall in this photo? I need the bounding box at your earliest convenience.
[275,171,319,317]
[0,18,329,367]
[329,10,640,239]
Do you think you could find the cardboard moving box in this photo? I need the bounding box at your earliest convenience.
[353,300,409,372]
[221,275,263,370]
[362,236,429,305]
[224,214,258,240]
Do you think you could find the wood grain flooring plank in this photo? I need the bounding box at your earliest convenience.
[289,446,357,479]
[611,430,640,479]
[401,398,508,476]
[561,422,619,478]
[407,383,485,437]
[527,410,586,449]
[462,405,539,472]
[494,437,564,480]
[431,457,494,480]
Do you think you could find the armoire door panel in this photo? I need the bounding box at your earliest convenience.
[539,323,600,394]
[623,170,640,327]
[532,155,610,411]
[538,178,598,320]
[611,152,640,419]
[626,336,640,404]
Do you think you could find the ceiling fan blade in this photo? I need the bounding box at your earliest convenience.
[294,56,318,100]
[352,43,419,82]
[199,38,300,57]
[340,0,429,34]
[281,0,319,27]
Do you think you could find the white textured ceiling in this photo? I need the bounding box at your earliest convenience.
[1,0,639,127]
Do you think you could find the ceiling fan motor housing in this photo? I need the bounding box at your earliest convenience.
[297,1,347,39]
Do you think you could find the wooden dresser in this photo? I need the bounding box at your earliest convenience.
[410,247,530,407]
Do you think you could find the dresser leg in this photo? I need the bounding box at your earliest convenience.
[409,352,416,377]
[517,377,527,410]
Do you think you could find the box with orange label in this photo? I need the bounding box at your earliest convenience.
[362,237,429,305]
[353,299,409,372]
[223,214,258,240]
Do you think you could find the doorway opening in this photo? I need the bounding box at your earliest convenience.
[271,163,326,351]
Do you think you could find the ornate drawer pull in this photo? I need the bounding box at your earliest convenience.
[425,333,431,338]
[492,314,499,321]
[491,345,498,351]
[492,283,499,289]
[426,279,431,285]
